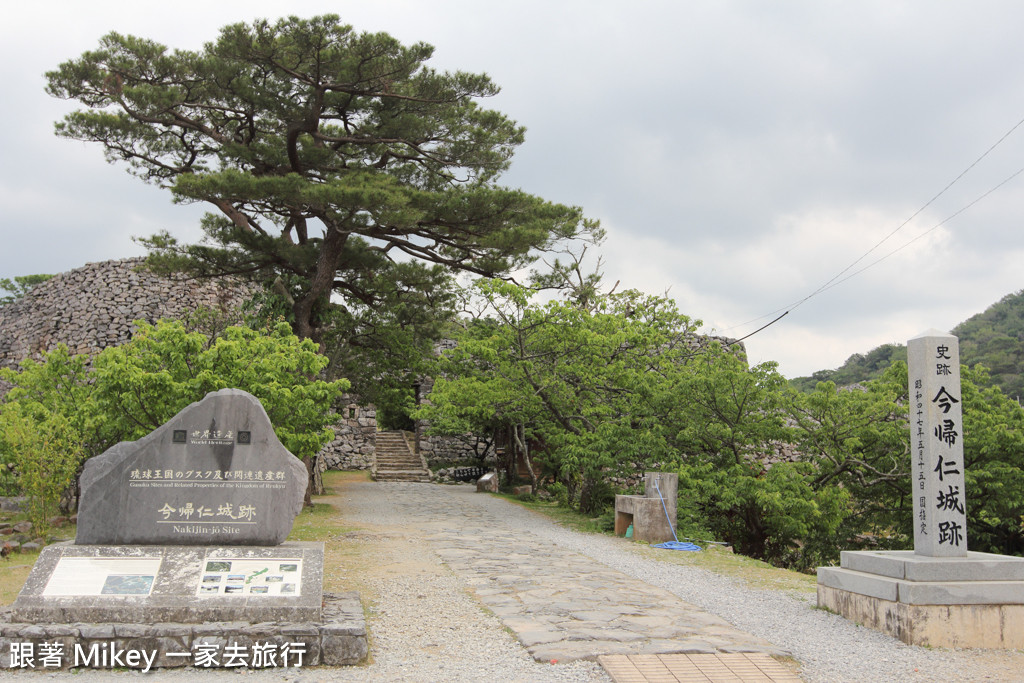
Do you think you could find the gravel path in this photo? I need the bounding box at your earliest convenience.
[3,481,1023,681]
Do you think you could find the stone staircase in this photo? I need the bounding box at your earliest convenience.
[373,431,431,482]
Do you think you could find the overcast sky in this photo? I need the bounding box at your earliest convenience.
[4,1,1024,378]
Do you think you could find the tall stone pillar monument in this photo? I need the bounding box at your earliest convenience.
[908,330,968,557]
[816,330,1024,648]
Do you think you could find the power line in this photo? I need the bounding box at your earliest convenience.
[813,164,1024,297]
[723,114,1024,338]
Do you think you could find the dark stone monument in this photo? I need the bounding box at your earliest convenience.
[76,388,307,546]
[3,389,368,669]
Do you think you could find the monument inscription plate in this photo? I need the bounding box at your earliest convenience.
[76,389,307,546]
[908,329,968,557]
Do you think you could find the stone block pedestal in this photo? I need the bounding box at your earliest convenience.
[817,550,1024,648]
[615,473,677,544]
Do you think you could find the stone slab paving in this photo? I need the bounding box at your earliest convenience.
[376,483,786,664]
[600,653,803,683]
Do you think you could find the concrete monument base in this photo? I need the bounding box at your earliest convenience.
[0,591,367,669]
[2,541,368,669]
[817,550,1024,648]
[13,542,325,623]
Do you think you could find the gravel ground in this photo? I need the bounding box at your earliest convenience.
[2,482,1022,681]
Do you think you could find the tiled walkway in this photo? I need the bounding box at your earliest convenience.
[357,482,795,681]
[600,653,802,683]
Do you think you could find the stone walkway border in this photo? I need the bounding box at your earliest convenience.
[599,653,802,682]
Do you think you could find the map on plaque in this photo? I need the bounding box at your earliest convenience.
[75,389,308,546]
[196,557,303,597]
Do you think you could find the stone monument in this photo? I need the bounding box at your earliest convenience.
[75,389,307,546]
[2,389,367,670]
[817,330,1024,648]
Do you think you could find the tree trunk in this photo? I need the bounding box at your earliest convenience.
[292,228,349,341]
[512,423,537,494]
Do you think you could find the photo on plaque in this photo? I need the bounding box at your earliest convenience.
[224,585,243,594]
[200,585,220,594]
[280,563,298,572]
[281,583,296,594]
[202,575,221,583]
[265,575,284,583]
[250,586,269,594]
[100,574,155,595]
[206,561,231,572]
[227,574,245,582]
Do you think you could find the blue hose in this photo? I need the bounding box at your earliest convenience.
[652,479,702,552]
[653,540,702,551]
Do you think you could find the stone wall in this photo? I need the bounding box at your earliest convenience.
[317,398,377,471]
[0,258,251,371]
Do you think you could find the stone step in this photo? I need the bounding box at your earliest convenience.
[374,470,431,482]
[373,431,429,481]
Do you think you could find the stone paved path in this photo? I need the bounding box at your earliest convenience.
[346,482,786,665]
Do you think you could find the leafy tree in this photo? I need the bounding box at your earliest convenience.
[320,262,461,427]
[789,363,1024,558]
[46,15,600,346]
[678,458,849,571]
[0,404,82,532]
[663,347,847,568]
[0,320,347,506]
[0,274,54,306]
[788,367,911,551]
[416,280,698,512]
[959,365,1024,555]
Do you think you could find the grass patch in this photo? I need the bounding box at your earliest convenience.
[295,470,375,596]
[0,551,41,605]
[635,542,816,594]
[0,513,75,607]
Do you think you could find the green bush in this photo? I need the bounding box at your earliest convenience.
[0,320,349,510]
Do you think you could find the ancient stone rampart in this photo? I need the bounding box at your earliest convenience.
[317,398,377,471]
[0,258,251,370]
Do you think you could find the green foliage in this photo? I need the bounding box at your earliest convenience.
[415,280,699,510]
[46,15,601,346]
[0,321,347,510]
[90,320,348,461]
[0,274,54,306]
[788,363,1024,558]
[668,347,790,464]
[788,366,911,548]
[0,346,114,462]
[679,459,849,571]
[959,365,1024,555]
[0,404,82,531]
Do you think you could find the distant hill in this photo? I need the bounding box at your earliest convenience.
[791,290,1024,398]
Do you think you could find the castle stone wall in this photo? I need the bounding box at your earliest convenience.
[0,258,251,370]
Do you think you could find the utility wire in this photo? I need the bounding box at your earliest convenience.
[723,114,1024,338]
[813,164,1024,297]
